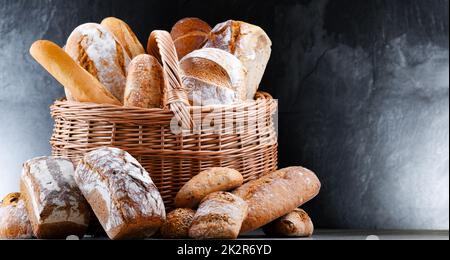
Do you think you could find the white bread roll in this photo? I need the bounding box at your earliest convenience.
[65,23,131,102]
[206,20,272,100]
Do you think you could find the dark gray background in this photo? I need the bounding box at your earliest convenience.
[0,0,448,230]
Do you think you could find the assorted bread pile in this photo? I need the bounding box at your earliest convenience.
[29,17,272,109]
[0,17,322,240]
[0,147,320,240]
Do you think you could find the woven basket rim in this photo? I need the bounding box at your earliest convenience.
[52,91,275,112]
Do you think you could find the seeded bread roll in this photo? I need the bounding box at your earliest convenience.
[124,54,164,108]
[189,192,248,240]
[263,208,314,237]
[233,167,321,234]
[74,147,166,240]
[0,193,33,239]
[101,17,145,59]
[20,157,90,239]
[171,17,211,59]
[65,23,131,102]
[206,20,272,100]
[175,167,244,209]
[160,208,196,239]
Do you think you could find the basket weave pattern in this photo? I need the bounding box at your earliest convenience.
[51,92,278,208]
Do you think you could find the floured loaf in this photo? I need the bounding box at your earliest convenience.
[65,23,131,102]
[74,147,166,240]
[206,20,272,100]
[20,157,90,239]
[0,193,33,239]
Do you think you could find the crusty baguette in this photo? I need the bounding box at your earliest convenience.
[101,17,145,59]
[233,167,321,234]
[175,167,244,209]
[30,40,121,105]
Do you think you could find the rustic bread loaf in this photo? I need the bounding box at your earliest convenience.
[263,208,314,237]
[181,48,248,102]
[30,40,121,105]
[20,157,90,239]
[175,167,244,209]
[65,23,131,102]
[233,167,321,234]
[180,48,243,106]
[160,208,196,239]
[206,20,272,100]
[124,54,164,108]
[189,192,248,240]
[171,17,211,59]
[101,17,145,59]
[0,193,33,239]
[74,147,166,240]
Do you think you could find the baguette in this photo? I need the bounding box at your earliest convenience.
[233,167,321,234]
[30,40,121,105]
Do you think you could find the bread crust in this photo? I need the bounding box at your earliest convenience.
[171,18,211,59]
[124,54,164,108]
[233,167,321,234]
[263,208,314,237]
[20,157,90,239]
[175,167,244,209]
[189,192,248,240]
[160,208,196,239]
[206,20,272,100]
[74,147,166,240]
[30,40,121,105]
[0,193,33,239]
[65,23,131,102]
[101,17,145,59]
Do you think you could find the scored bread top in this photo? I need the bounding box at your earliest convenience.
[206,20,272,100]
[101,17,145,59]
[20,157,90,226]
[181,48,248,101]
[233,167,320,234]
[74,147,166,234]
[65,23,130,102]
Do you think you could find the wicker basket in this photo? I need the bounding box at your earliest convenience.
[50,91,278,208]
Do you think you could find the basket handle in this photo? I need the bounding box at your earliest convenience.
[148,30,193,129]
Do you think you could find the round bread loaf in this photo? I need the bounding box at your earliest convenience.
[0,193,34,239]
[181,48,248,102]
[65,23,131,102]
[124,54,164,108]
[160,208,196,239]
[171,17,211,59]
[175,167,244,209]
